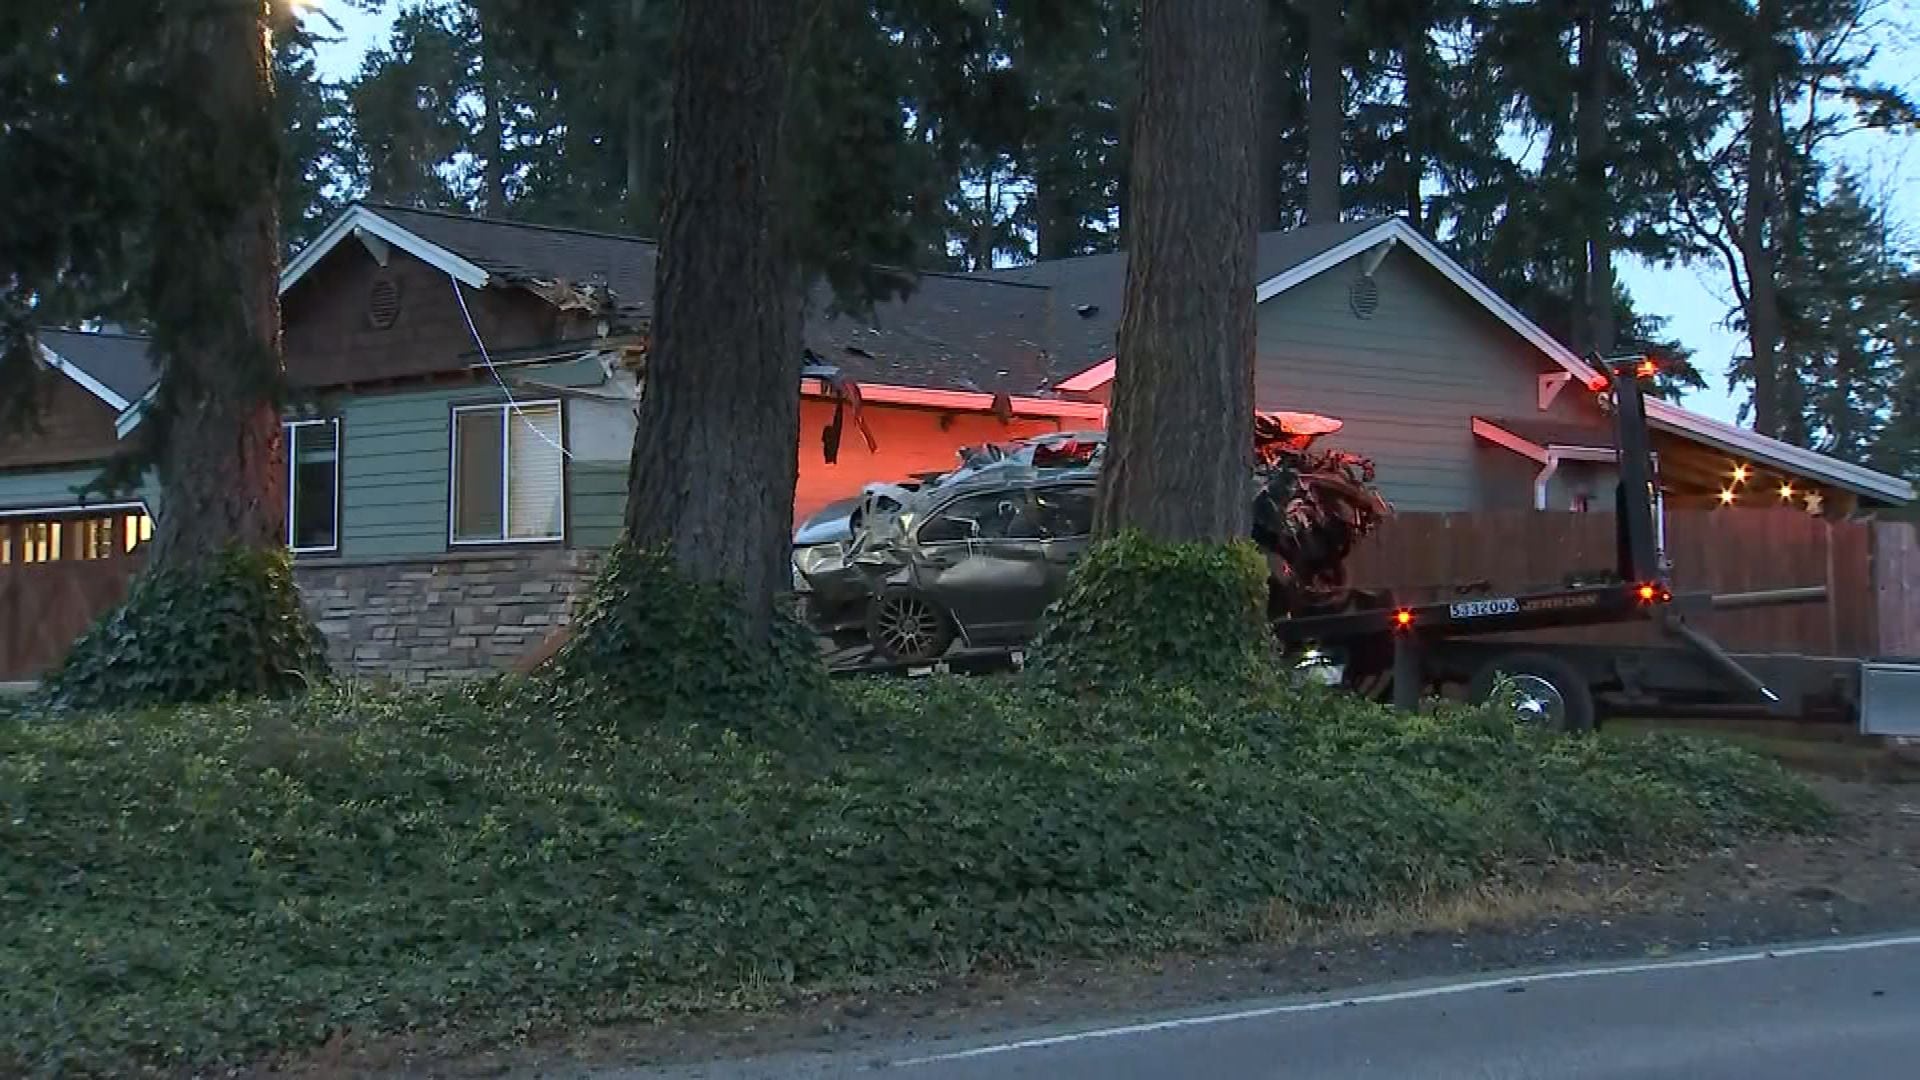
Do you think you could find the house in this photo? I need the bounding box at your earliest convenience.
[2,204,1910,683]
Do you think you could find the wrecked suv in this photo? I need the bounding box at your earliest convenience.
[795,420,1387,664]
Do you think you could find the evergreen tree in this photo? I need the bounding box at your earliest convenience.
[1095,0,1261,541]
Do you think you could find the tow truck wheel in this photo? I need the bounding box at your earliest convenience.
[866,589,955,663]
[1468,652,1596,734]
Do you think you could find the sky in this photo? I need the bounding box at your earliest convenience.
[304,4,1919,426]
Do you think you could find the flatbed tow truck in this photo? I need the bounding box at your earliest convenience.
[829,355,1920,738]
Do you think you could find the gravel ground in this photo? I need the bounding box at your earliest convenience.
[267,779,1920,1079]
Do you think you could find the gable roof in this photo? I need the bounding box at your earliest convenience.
[36,328,158,412]
[283,202,1061,396]
[1045,217,1913,506]
[978,218,1393,380]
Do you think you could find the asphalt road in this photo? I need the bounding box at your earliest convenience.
[615,932,1920,1079]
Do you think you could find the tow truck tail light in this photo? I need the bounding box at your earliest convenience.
[1636,583,1671,604]
[1392,609,1415,629]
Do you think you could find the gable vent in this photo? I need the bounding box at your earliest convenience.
[367,276,403,330]
[1348,275,1380,320]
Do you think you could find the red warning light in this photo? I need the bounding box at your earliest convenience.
[1588,376,1610,392]
[1638,584,1657,602]
[1393,609,1415,628]
[1636,583,1672,604]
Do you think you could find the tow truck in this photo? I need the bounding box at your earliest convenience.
[1272,354,1917,735]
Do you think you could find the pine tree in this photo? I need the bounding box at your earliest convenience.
[620,0,816,634]
[1095,0,1261,541]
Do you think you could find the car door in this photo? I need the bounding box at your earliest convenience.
[910,489,1051,643]
[1031,483,1097,595]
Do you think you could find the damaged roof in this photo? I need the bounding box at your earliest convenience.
[340,204,1058,396]
[288,203,1396,398]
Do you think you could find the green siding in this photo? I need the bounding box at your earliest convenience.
[0,465,159,515]
[329,377,630,558]
[333,386,463,557]
[569,463,628,550]
[1256,251,1605,513]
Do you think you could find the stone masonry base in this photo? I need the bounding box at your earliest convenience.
[295,549,598,683]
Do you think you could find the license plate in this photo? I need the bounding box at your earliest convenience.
[1449,597,1519,619]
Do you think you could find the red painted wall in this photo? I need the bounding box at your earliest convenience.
[793,399,1071,522]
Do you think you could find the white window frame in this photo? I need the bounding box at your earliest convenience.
[285,417,342,555]
[447,399,566,547]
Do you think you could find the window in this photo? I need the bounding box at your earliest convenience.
[1033,485,1096,538]
[124,512,153,553]
[77,517,117,560]
[19,521,61,563]
[451,401,564,545]
[286,419,340,553]
[918,491,1037,544]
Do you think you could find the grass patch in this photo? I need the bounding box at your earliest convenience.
[0,672,1828,1075]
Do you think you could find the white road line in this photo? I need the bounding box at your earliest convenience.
[888,931,1920,1069]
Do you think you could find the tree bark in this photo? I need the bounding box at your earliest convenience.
[146,0,286,563]
[1256,0,1292,231]
[623,0,810,634]
[1094,0,1260,544]
[1402,12,1428,230]
[1304,0,1342,225]
[1742,0,1782,437]
[478,9,509,215]
[1577,0,1614,357]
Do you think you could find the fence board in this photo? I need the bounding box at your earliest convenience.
[1874,522,1920,658]
[1345,509,1892,657]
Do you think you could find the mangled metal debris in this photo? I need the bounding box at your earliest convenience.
[793,413,1391,663]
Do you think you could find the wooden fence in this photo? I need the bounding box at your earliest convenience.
[0,556,145,681]
[1343,509,1906,657]
[1875,520,1920,657]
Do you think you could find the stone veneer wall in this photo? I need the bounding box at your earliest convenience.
[295,549,599,683]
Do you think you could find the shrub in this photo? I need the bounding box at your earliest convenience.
[540,543,829,729]
[39,546,328,711]
[1030,531,1274,691]
[0,676,1827,1074]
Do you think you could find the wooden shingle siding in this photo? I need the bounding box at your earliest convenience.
[0,372,124,470]
[1255,249,1603,512]
[282,244,566,390]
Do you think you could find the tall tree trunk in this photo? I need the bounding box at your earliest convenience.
[623,0,657,232]
[1402,13,1428,230]
[1256,0,1292,231]
[1304,0,1341,225]
[1742,0,1782,437]
[1577,0,1614,356]
[147,0,286,562]
[623,0,809,634]
[1094,0,1260,543]
[478,13,509,215]
[1033,157,1078,260]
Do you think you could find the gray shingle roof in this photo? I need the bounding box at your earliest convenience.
[354,203,1395,395]
[37,328,157,404]
[979,217,1394,383]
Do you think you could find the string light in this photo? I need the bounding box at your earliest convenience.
[1778,482,1796,499]
[1730,464,1750,484]
[1718,488,1738,506]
